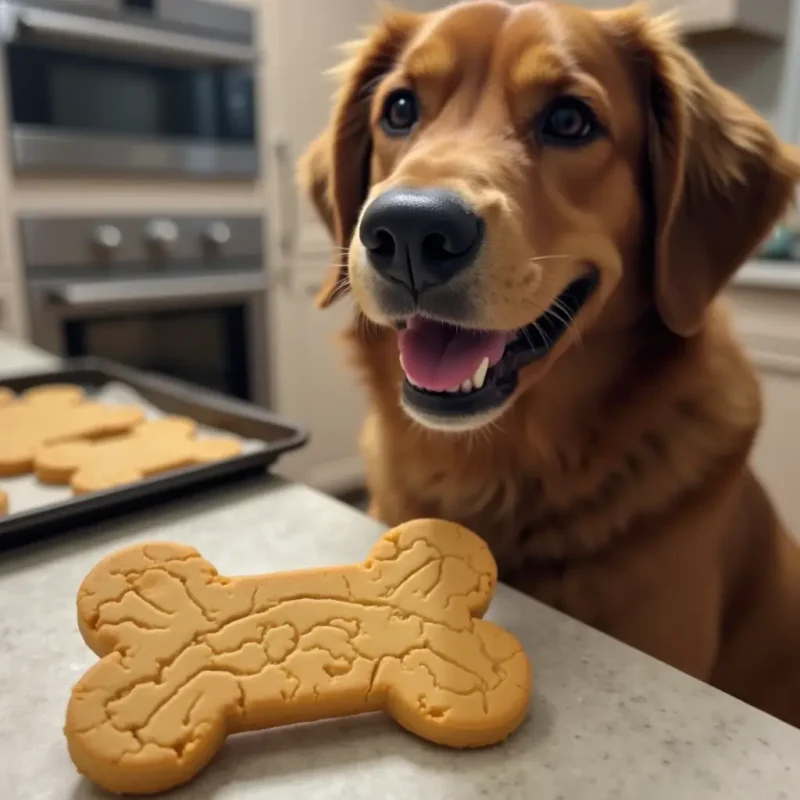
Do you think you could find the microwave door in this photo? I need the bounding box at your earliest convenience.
[2,1,258,176]
[2,5,256,65]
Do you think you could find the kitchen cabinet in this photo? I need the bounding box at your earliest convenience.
[270,260,368,494]
[573,0,791,40]
[259,0,444,493]
[726,271,800,537]
[650,0,790,41]
[258,0,378,492]
[752,369,800,538]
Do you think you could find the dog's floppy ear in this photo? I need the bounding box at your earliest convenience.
[297,9,421,309]
[612,9,800,336]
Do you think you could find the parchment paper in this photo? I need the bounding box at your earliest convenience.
[0,381,267,517]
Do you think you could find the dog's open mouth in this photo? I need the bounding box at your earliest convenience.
[398,272,598,421]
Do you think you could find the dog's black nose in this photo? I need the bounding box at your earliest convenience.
[359,188,484,294]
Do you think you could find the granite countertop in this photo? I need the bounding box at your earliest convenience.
[1,335,800,799]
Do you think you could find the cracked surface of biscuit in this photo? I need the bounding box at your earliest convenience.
[66,519,532,795]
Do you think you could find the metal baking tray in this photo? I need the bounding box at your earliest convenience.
[0,357,308,551]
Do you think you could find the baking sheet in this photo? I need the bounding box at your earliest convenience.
[0,380,267,516]
[0,357,308,551]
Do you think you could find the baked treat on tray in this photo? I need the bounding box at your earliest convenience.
[35,417,242,495]
[0,385,144,477]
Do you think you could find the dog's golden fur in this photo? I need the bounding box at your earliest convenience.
[299,1,800,725]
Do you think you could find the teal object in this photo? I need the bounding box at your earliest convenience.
[760,225,793,259]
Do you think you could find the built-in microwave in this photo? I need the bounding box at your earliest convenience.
[0,0,258,177]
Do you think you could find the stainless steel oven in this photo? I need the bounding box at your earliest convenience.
[22,214,269,404]
[0,0,257,176]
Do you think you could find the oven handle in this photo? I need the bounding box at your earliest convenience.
[44,273,267,311]
[4,6,256,65]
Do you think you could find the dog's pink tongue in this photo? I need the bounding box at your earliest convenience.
[398,317,507,392]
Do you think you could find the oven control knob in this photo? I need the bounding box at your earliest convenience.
[204,221,231,247]
[144,218,179,249]
[92,224,122,251]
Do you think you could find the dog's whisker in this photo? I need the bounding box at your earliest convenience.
[541,302,571,330]
[551,298,584,350]
[522,320,553,354]
[528,254,572,264]
[324,279,351,303]
[546,309,583,351]
[475,419,500,448]
[521,326,536,354]
[552,296,576,323]
[358,314,381,337]
[521,293,584,353]
[534,321,554,351]
[545,302,579,344]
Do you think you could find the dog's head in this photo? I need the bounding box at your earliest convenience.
[299,1,800,432]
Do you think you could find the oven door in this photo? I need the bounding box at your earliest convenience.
[1,0,257,176]
[28,273,269,404]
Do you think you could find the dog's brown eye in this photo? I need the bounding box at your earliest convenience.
[380,89,419,136]
[539,97,601,146]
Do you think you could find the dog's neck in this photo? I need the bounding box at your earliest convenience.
[347,305,761,574]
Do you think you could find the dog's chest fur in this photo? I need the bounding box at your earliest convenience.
[352,312,762,628]
[363,404,756,648]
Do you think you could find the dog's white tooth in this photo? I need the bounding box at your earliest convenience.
[447,385,460,393]
[461,379,473,393]
[399,353,407,373]
[472,357,489,390]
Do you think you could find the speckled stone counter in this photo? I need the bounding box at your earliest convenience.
[1,336,800,799]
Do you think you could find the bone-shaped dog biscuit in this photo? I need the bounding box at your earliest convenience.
[35,417,242,494]
[0,385,144,476]
[0,383,86,415]
[66,519,532,795]
[19,383,85,406]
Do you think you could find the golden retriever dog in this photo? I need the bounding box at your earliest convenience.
[298,0,800,726]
